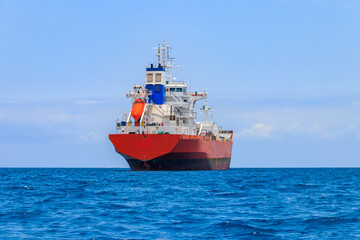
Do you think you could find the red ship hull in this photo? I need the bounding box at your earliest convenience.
[109,134,233,171]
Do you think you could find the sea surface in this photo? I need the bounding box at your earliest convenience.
[0,168,359,239]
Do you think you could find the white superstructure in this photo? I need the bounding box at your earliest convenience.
[116,42,232,141]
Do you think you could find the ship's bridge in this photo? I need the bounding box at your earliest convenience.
[166,81,187,93]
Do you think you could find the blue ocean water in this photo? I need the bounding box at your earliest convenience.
[0,168,359,239]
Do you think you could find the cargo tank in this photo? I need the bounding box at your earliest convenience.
[109,42,233,170]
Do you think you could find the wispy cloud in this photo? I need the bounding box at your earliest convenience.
[80,131,100,142]
[0,98,110,124]
[216,95,360,141]
[237,123,274,139]
[0,99,119,144]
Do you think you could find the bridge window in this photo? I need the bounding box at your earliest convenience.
[170,88,175,92]
[155,73,162,82]
[146,73,153,83]
[176,88,182,92]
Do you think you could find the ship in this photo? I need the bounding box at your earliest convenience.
[109,42,233,171]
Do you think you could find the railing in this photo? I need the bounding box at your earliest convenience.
[183,92,207,97]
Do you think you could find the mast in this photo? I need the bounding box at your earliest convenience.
[200,101,212,122]
[152,41,180,83]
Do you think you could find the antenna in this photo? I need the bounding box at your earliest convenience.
[189,65,192,92]
[152,41,181,83]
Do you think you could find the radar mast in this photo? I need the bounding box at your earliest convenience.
[153,41,180,83]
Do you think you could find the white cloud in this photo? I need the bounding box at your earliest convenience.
[333,125,360,140]
[52,113,70,123]
[22,111,70,124]
[238,123,274,139]
[223,96,360,141]
[310,124,335,138]
[80,131,100,142]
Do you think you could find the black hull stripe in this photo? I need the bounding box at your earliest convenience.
[125,158,231,171]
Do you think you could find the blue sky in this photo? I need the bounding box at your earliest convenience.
[0,0,359,167]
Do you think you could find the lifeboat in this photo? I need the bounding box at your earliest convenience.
[131,99,145,122]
